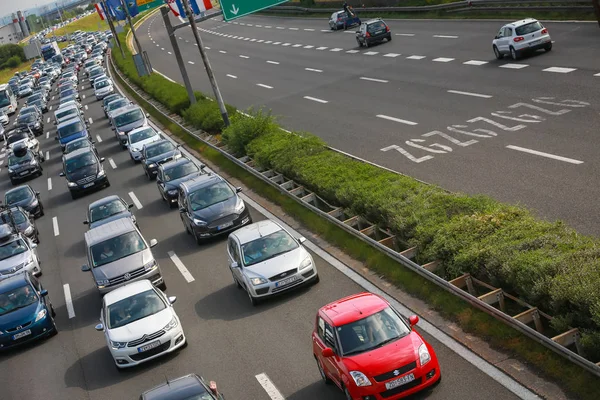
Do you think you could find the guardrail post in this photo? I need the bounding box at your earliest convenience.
[552,328,582,354]
[514,308,544,333]
[478,288,506,312]
[449,274,476,296]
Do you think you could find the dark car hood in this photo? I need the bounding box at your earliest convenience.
[9,197,36,211]
[66,164,99,182]
[89,211,133,230]
[0,302,40,331]
[164,171,204,191]
[146,150,180,164]
[191,196,237,223]
[116,119,145,134]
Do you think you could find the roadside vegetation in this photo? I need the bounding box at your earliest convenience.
[111,19,600,398]
[47,13,108,38]
[0,44,31,83]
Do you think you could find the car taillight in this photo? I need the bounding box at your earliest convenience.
[541,28,548,34]
[366,32,371,38]
[386,26,390,32]
[513,36,524,42]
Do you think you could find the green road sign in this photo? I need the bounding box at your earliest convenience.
[220,0,289,21]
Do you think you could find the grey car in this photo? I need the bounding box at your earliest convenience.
[0,206,40,243]
[83,195,136,230]
[7,145,44,185]
[110,105,148,148]
[140,374,225,400]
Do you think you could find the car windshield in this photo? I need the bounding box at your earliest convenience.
[8,151,33,166]
[58,121,84,138]
[188,181,234,211]
[90,199,127,223]
[103,95,120,106]
[5,188,31,204]
[20,107,36,116]
[241,229,298,266]
[107,289,166,329]
[108,100,128,111]
[29,99,42,107]
[9,210,27,225]
[60,89,76,98]
[90,70,103,78]
[146,142,174,158]
[129,128,157,144]
[164,162,198,182]
[515,21,544,35]
[57,108,77,120]
[336,307,410,356]
[65,139,90,153]
[115,109,143,127]
[28,94,42,102]
[367,21,387,34]
[7,133,28,145]
[60,96,77,105]
[0,239,28,261]
[19,85,30,91]
[95,80,110,89]
[18,114,36,124]
[0,284,38,316]
[91,231,147,267]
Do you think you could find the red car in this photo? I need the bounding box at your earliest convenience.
[312,293,441,399]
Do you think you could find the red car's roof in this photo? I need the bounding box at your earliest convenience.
[320,292,389,327]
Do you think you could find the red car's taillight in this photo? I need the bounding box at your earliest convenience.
[513,36,524,42]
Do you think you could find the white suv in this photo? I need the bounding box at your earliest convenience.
[492,18,552,60]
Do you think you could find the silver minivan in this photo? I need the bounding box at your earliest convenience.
[82,218,165,294]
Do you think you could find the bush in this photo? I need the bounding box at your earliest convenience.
[221,108,280,156]
[5,55,21,69]
[182,99,237,134]
[0,44,25,66]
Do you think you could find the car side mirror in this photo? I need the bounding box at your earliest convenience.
[322,348,335,358]
[128,203,134,209]
[168,296,177,304]
[40,289,48,297]
[356,30,360,34]
[36,191,40,196]
[99,157,105,162]
[83,220,88,225]
[200,164,206,169]
[31,243,38,249]
[297,237,306,244]
[409,315,419,326]
[150,239,158,247]
[236,187,242,193]
[494,35,498,39]
[231,261,239,269]
[146,113,150,117]
[81,264,91,271]
[59,172,65,177]
[94,323,104,331]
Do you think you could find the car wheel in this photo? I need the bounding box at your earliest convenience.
[316,357,332,384]
[10,178,16,186]
[232,271,242,288]
[493,45,503,60]
[71,191,78,200]
[192,228,202,245]
[387,35,392,42]
[39,205,44,217]
[105,180,111,188]
[545,43,552,52]
[510,46,519,60]
[313,274,320,285]
[35,232,40,244]
[146,170,153,181]
[247,286,258,306]
[51,304,56,318]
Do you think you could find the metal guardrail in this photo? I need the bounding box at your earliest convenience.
[107,47,600,378]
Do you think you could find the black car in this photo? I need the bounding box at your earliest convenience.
[15,113,43,136]
[64,136,98,156]
[140,374,225,400]
[157,158,206,207]
[0,206,40,243]
[60,148,110,199]
[178,174,252,243]
[7,144,44,185]
[141,140,182,180]
[356,18,392,48]
[4,185,44,218]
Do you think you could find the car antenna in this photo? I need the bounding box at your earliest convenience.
[352,304,363,315]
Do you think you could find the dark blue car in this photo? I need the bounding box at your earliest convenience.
[56,116,89,152]
[0,272,57,351]
[329,10,361,31]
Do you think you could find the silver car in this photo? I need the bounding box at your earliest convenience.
[227,219,319,306]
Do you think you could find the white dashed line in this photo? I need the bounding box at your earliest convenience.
[53,217,60,236]
[282,43,291,46]
[88,117,93,125]
[81,85,85,90]
[506,145,583,164]
[85,105,89,110]
[45,151,50,160]
[594,73,600,76]
[47,117,50,123]
[396,33,415,36]
[305,68,323,73]
[49,105,53,110]
[543,67,577,73]
[239,55,249,59]
[292,44,302,47]
[161,47,165,50]
[266,60,279,64]
[109,158,117,169]
[51,96,55,100]
[46,132,50,139]
[168,251,195,283]
[303,45,314,49]
[346,50,359,53]
[330,48,343,52]
[47,178,52,191]
[227,74,238,79]
[304,28,315,31]
[289,27,298,30]
[376,114,418,126]
[433,35,458,39]
[407,55,426,60]
[188,61,195,64]
[500,63,529,69]
[129,192,143,209]
[255,373,285,400]
[273,42,281,45]
[276,26,284,29]
[219,50,227,53]
[316,46,328,50]
[96,134,103,143]
[433,57,455,62]
[168,51,172,55]
[448,90,493,99]
[464,60,488,66]
[257,84,273,89]
[82,95,85,100]
[360,77,389,83]
[384,53,401,57]
[63,284,75,319]
[304,96,328,104]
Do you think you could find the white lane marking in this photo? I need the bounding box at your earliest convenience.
[266,60,279,65]
[330,48,343,52]
[303,45,314,49]
[96,134,103,143]
[129,191,143,209]
[304,96,328,104]
[594,72,600,76]
[433,57,455,62]
[227,74,238,79]
[407,55,426,60]
[377,114,418,126]
[109,158,117,169]
[289,27,298,30]
[82,95,85,100]
[168,251,195,283]
[154,69,176,83]
[251,38,257,42]
[188,61,195,64]
[255,373,285,400]
[47,117,50,123]
[316,46,328,50]
[48,178,52,191]
[396,33,415,36]
[85,105,89,110]
[543,67,577,73]
[49,105,53,110]
[346,50,359,53]
[506,145,583,164]
[360,77,388,83]
[247,24,253,26]
[500,63,529,69]
[384,53,401,57]
[273,42,281,45]
[45,151,50,160]
[168,51,172,55]
[88,117,93,125]
[219,50,227,53]
[364,51,379,55]
[304,28,315,31]
[239,55,249,59]
[161,47,165,51]
[464,60,488,66]
[276,26,284,29]
[305,68,323,73]
[448,90,492,99]
[63,284,76,319]
[53,217,60,236]
[282,43,291,46]
[81,85,85,90]
[434,34,458,39]
[46,131,50,139]
[51,96,55,100]
[321,29,329,32]
[257,84,273,89]
[256,24,262,27]
[292,44,302,47]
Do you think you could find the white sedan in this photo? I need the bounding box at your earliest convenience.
[227,219,319,306]
[126,126,162,162]
[94,279,186,369]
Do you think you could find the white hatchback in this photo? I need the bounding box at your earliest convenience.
[127,126,162,162]
[492,18,552,60]
[94,279,186,369]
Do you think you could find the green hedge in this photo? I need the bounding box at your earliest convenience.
[111,28,600,360]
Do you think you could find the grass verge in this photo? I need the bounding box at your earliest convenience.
[47,13,108,38]
[0,60,34,84]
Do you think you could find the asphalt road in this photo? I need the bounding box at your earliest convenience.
[140,14,600,236]
[0,58,532,399]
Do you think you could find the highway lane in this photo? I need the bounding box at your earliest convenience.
[142,13,600,236]
[0,61,529,399]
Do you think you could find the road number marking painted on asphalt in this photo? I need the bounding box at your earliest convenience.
[53,217,60,236]
[129,192,143,209]
[168,251,195,283]
[63,284,76,319]
[255,373,285,400]
[506,145,584,164]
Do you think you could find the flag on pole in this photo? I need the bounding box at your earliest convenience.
[173,0,212,17]
[94,3,106,20]
[165,0,180,16]
[106,0,139,20]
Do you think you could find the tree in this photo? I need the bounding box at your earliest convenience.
[86,3,96,11]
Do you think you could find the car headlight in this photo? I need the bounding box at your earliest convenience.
[7,168,14,174]
[418,343,431,366]
[300,256,312,270]
[35,309,47,322]
[143,259,157,272]
[67,181,77,187]
[96,279,109,287]
[163,316,178,331]
[24,226,34,235]
[250,277,268,286]
[97,169,106,178]
[131,147,140,153]
[192,218,207,226]
[167,189,178,196]
[148,163,156,169]
[349,371,372,387]
[234,199,245,213]
[110,340,127,349]
[30,159,37,165]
